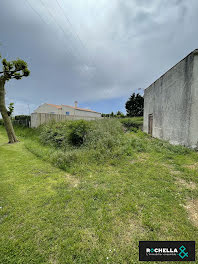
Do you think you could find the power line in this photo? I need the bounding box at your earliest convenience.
[55,0,87,51]
[26,0,46,24]
[26,0,81,62]
[39,0,83,62]
[26,0,95,76]
[39,0,95,77]
[55,0,96,68]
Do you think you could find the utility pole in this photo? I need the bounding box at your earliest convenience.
[27,104,30,116]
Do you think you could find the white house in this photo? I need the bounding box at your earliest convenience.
[34,102,101,118]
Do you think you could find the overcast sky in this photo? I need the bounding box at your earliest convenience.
[0,0,198,115]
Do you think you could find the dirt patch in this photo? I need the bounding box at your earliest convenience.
[177,178,196,190]
[114,218,146,246]
[184,163,198,170]
[81,228,98,246]
[162,163,181,175]
[49,256,57,264]
[138,153,149,162]
[66,174,80,187]
[171,170,181,175]
[130,153,149,164]
[184,199,198,227]
[122,219,145,243]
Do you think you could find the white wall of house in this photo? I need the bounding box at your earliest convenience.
[75,109,101,117]
[34,103,101,117]
[61,105,76,116]
[34,104,61,114]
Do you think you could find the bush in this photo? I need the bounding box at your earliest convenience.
[120,117,143,131]
[39,120,91,148]
[84,119,124,150]
[13,115,31,127]
[39,121,69,148]
[19,117,193,174]
[39,119,125,152]
[15,115,31,121]
[37,118,127,164]
[68,120,90,146]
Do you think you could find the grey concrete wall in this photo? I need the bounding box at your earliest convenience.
[31,113,102,128]
[144,50,198,147]
[189,51,198,148]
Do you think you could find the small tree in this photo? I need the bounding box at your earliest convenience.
[125,93,144,117]
[0,55,30,143]
[110,112,114,117]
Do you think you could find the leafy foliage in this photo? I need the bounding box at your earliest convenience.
[7,102,14,116]
[39,119,124,154]
[125,93,144,117]
[68,120,91,146]
[15,115,31,121]
[39,120,90,148]
[1,58,30,80]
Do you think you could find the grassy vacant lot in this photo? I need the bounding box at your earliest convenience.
[0,119,198,264]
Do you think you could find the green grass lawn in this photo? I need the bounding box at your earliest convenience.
[0,125,198,263]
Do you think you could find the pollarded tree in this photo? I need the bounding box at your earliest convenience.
[0,55,30,143]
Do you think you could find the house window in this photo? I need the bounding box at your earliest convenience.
[66,112,70,115]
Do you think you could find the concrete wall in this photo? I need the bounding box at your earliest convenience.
[31,113,102,128]
[143,50,198,148]
[189,51,198,148]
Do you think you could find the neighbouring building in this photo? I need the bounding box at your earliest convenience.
[33,102,101,118]
[31,102,101,128]
[143,49,198,148]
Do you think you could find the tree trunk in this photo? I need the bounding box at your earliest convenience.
[0,79,18,143]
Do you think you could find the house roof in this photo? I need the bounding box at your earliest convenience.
[46,103,100,113]
[47,103,62,109]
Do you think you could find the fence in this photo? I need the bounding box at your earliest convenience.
[31,113,102,128]
[12,119,31,127]
[0,119,30,127]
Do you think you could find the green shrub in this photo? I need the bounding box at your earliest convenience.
[39,121,69,148]
[120,117,143,131]
[39,119,124,152]
[15,115,31,121]
[39,120,91,148]
[13,115,31,127]
[15,117,193,174]
[68,120,90,146]
[35,118,128,166]
[84,119,124,150]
